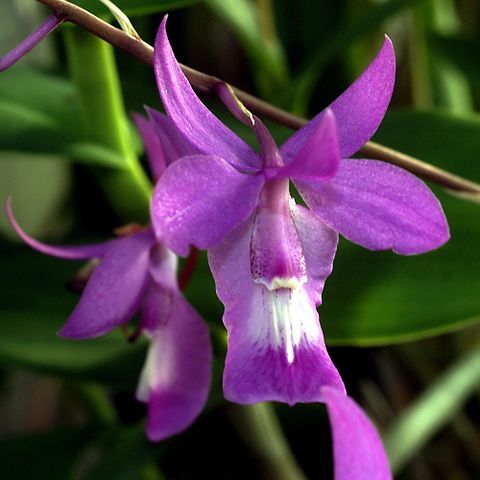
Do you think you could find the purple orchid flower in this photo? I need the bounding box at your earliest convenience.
[147,17,449,479]
[151,17,449,403]
[6,113,212,441]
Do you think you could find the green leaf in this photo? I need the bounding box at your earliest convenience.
[66,142,130,169]
[323,194,480,345]
[0,68,81,153]
[0,68,136,170]
[0,429,95,480]
[0,68,81,136]
[71,0,199,17]
[0,153,71,238]
[385,346,480,473]
[0,242,146,386]
[374,109,480,181]
[0,100,74,154]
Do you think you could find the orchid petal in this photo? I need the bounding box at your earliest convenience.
[281,36,395,160]
[6,198,112,260]
[208,218,344,405]
[291,204,339,306]
[297,159,449,254]
[136,286,212,441]
[154,17,261,171]
[133,113,167,180]
[59,230,154,339]
[272,109,340,182]
[146,107,198,164]
[152,155,264,256]
[322,387,392,480]
[148,243,179,292]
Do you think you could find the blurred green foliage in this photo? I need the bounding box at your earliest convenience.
[1,0,480,479]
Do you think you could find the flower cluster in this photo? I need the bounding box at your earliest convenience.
[5,14,450,480]
[7,112,212,442]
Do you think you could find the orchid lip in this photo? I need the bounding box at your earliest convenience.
[262,276,304,291]
[265,287,321,365]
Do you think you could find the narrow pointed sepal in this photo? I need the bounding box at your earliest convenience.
[59,230,154,339]
[133,113,167,180]
[322,387,392,480]
[154,17,260,171]
[271,109,340,182]
[6,198,113,260]
[281,36,395,160]
[145,107,198,165]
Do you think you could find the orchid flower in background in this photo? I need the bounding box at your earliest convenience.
[6,114,212,441]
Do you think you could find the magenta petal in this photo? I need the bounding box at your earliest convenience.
[6,198,112,260]
[59,230,154,339]
[281,37,395,160]
[154,17,261,171]
[133,113,167,180]
[216,82,255,126]
[148,244,179,292]
[145,107,198,164]
[291,204,339,305]
[152,155,264,256]
[208,218,344,405]
[322,387,392,480]
[136,287,212,441]
[273,109,340,182]
[298,159,450,254]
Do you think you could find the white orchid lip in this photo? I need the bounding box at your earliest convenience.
[266,287,321,364]
[264,276,304,291]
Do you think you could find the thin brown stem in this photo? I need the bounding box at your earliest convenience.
[35,0,480,196]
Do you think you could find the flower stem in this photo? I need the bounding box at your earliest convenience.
[64,27,151,221]
[229,403,307,480]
